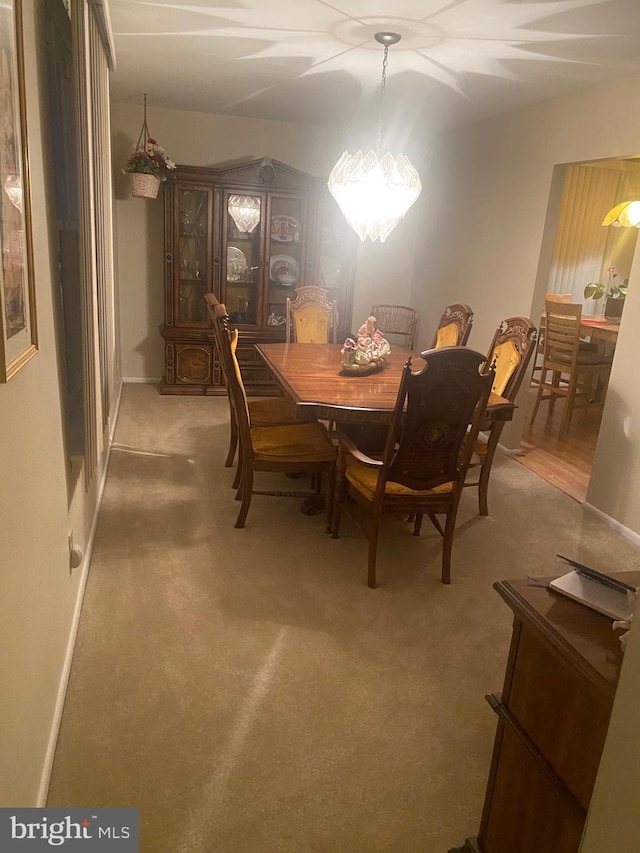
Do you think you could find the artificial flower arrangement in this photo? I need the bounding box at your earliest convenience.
[123,137,176,181]
[340,315,391,374]
[123,96,177,198]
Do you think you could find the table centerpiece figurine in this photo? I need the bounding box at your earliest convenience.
[340,316,391,375]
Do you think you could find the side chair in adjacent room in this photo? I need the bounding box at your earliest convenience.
[369,304,419,350]
[430,303,474,349]
[212,302,337,529]
[329,347,494,588]
[286,285,337,343]
[530,292,598,386]
[465,316,537,516]
[529,299,612,439]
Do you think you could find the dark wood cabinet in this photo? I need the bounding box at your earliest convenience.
[452,574,635,853]
[160,158,356,395]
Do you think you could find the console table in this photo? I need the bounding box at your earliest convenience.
[450,573,637,853]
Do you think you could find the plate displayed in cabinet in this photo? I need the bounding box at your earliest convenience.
[270,254,299,285]
[227,246,248,282]
[271,215,299,242]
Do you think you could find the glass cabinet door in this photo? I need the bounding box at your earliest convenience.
[314,198,356,336]
[224,192,263,326]
[316,201,353,291]
[267,195,307,328]
[177,188,210,325]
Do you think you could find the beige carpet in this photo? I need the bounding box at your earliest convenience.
[47,383,640,852]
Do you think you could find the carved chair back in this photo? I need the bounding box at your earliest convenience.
[286,285,337,343]
[430,303,474,349]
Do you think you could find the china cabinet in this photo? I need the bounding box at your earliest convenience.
[160,158,356,395]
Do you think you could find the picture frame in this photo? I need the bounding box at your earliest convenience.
[0,0,37,381]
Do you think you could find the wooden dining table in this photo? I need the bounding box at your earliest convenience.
[581,314,620,345]
[255,342,516,425]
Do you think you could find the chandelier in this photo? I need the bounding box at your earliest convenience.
[602,200,640,228]
[328,32,422,243]
[228,195,261,233]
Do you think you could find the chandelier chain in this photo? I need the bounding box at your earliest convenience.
[376,44,390,152]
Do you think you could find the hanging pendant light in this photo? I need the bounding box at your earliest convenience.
[228,194,261,233]
[328,32,422,243]
[602,200,640,228]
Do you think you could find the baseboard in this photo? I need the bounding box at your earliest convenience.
[37,380,124,807]
[477,431,524,458]
[582,502,640,548]
[499,444,525,457]
[122,376,161,383]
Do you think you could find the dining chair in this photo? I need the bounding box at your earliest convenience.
[529,299,613,439]
[286,285,337,343]
[464,316,537,516]
[205,293,303,468]
[530,292,598,385]
[329,347,494,588]
[430,303,474,349]
[369,304,418,350]
[213,302,337,528]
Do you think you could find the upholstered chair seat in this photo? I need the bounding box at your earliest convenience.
[251,423,336,462]
[345,455,454,500]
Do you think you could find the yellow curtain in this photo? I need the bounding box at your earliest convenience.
[547,164,639,306]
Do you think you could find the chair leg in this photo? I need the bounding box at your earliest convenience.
[478,427,501,517]
[235,467,254,528]
[559,373,579,439]
[529,373,545,426]
[412,514,423,536]
[441,511,457,585]
[225,409,238,468]
[367,509,383,589]
[232,449,243,491]
[549,371,561,416]
[330,451,347,538]
[478,460,491,517]
[324,466,336,534]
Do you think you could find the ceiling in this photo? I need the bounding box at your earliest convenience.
[108,0,640,134]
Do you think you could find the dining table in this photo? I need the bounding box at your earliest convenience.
[581,314,620,345]
[254,342,516,426]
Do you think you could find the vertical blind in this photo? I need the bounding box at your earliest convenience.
[89,4,117,430]
[548,164,636,302]
[71,0,117,484]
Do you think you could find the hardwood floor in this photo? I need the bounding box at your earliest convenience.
[514,385,603,504]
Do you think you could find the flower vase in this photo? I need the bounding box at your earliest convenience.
[129,173,161,199]
[604,296,624,320]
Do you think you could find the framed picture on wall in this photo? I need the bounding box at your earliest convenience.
[0,0,37,381]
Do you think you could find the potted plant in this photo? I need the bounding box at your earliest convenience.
[123,137,176,199]
[584,266,628,318]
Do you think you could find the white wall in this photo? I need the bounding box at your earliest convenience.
[580,613,640,851]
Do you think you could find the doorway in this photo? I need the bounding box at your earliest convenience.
[516,156,640,502]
